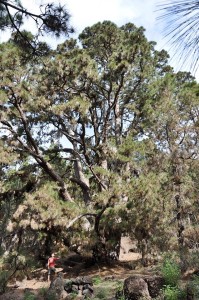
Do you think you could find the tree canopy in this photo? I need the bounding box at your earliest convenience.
[0,0,74,55]
[0,20,199,272]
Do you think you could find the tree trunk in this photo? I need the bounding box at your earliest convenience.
[74,158,91,205]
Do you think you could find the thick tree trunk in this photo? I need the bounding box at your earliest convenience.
[74,159,91,205]
[92,205,121,262]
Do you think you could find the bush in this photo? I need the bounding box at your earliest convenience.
[187,275,199,299]
[163,285,180,300]
[39,287,48,297]
[95,288,108,299]
[92,276,102,285]
[44,290,57,300]
[23,291,37,300]
[161,258,180,287]
[163,285,187,300]
[0,270,9,294]
[115,280,125,300]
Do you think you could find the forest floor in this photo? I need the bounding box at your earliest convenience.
[0,254,150,300]
[0,237,158,300]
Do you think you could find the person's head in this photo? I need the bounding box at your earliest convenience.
[51,253,55,257]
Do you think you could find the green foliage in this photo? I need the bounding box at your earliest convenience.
[91,278,124,300]
[163,285,180,300]
[39,287,48,297]
[92,276,102,285]
[0,17,199,266]
[94,288,108,299]
[44,290,57,300]
[160,256,187,300]
[161,258,181,287]
[23,291,37,300]
[0,1,73,39]
[0,270,9,294]
[115,280,125,300]
[187,275,199,299]
[162,285,186,300]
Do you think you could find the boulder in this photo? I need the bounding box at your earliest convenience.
[123,275,164,299]
[144,276,164,298]
[64,276,94,299]
[45,272,67,300]
[123,276,151,300]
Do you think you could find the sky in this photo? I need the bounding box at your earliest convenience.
[1,0,197,78]
[20,0,167,49]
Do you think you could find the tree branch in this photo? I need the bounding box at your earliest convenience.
[66,213,96,229]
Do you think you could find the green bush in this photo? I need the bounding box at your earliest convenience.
[44,290,56,300]
[95,288,108,299]
[162,284,187,300]
[187,275,199,299]
[115,280,125,300]
[0,270,9,294]
[23,291,37,300]
[161,258,180,287]
[163,285,180,300]
[92,276,102,285]
[39,287,48,297]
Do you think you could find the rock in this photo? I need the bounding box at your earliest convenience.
[45,272,66,300]
[64,276,94,299]
[64,279,73,293]
[123,275,164,299]
[145,276,164,298]
[123,276,151,300]
[82,286,93,298]
[105,275,115,280]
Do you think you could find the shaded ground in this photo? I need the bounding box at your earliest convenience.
[0,256,145,300]
[1,237,197,299]
[0,237,146,299]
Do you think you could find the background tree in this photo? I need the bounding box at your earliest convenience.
[136,71,199,266]
[0,0,74,55]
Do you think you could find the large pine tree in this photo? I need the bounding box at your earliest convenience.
[0,21,199,266]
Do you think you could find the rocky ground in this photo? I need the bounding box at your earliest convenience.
[0,259,146,299]
[0,237,153,300]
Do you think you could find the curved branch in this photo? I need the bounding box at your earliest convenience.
[66,213,96,229]
[4,4,36,53]
[0,0,74,45]
[1,0,39,19]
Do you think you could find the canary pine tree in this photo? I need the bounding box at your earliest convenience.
[0,21,199,265]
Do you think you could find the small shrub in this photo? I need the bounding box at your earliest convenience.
[72,292,78,298]
[163,285,180,300]
[187,275,199,299]
[92,276,102,285]
[95,288,108,299]
[23,291,37,300]
[162,285,186,300]
[161,258,180,287]
[39,287,48,297]
[0,270,9,294]
[44,290,57,300]
[115,280,125,300]
[115,290,125,300]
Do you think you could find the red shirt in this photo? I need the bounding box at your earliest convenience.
[48,257,58,268]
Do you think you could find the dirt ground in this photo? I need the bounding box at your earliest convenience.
[0,237,143,300]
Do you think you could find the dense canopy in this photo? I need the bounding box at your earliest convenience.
[0,19,199,285]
